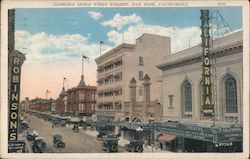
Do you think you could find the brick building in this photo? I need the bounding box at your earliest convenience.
[28,98,55,112]
[67,75,97,116]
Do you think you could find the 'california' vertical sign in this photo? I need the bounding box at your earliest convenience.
[201,10,214,116]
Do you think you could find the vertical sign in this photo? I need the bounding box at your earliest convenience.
[9,51,26,141]
[201,10,214,116]
[8,9,26,141]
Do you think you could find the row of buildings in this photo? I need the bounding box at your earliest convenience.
[20,29,243,152]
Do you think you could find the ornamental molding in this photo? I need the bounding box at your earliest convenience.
[158,42,242,71]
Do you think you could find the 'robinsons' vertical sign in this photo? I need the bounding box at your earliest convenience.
[201,10,214,116]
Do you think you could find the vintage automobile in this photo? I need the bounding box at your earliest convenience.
[32,137,46,153]
[26,131,39,141]
[125,140,144,152]
[96,131,108,140]
[21,121,29,129]
[101,134,119,152]
[53,134,65,148]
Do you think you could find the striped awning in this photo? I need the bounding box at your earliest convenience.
[158,134,176,142]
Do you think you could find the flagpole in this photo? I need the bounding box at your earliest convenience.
[82,55,84,76]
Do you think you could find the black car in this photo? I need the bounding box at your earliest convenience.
[32,137,46,153]
[53,134,65,148]
[72,125,79,133]
[125,140,144,152]
[21,121,29,129]
[96,131,109,140]
[26,131,39,141]
[101,135,119,152]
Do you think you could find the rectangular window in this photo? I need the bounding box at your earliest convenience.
[139,56,144,66]
[139,71,143,80]
[168,95,174,108]
[139,86,143,96]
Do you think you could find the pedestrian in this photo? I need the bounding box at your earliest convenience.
[160,142,163,150]
[144,139,148,148]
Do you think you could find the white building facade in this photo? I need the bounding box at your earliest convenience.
[95,34,170,120]
[157,30,243,124]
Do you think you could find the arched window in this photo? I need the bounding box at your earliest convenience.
[183,80,192,113]
[225,76,237,113]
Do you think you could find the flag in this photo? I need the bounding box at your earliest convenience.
[82,55,89,59]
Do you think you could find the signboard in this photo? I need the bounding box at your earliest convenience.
[200,10,214,116]
[156,122,243,143]
[8,141,26,153]
[8,51,25,141]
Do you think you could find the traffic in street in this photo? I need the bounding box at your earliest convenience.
[21,112,105,153]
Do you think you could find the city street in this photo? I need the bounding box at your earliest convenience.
[23,113,105,153]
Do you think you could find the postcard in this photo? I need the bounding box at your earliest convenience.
[0,0,249,159]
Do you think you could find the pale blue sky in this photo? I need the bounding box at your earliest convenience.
[15,7,243,99]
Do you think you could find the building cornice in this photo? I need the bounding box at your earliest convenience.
[157,41,242,71]
[95,43,135,63]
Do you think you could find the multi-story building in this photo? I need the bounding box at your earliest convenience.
[20,97,29,111]
[95,34,170,120]
[67,75,97,116]
[156,30,243,152]
[28,98,55,112]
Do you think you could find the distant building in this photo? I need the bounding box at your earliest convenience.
[55,87,67,114]
[95,34,170,120]
[20,97,29,111]
[66,75,97,116]
[28,98,55,112]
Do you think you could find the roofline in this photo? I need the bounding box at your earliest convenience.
[136,33,170,40]
[95,43,135,62]
[157,41,242,70]
[172,29,243,54]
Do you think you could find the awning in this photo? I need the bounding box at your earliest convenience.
[158,134,176,142]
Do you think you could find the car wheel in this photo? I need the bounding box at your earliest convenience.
[111,145,117,152]
[136,146,143,153]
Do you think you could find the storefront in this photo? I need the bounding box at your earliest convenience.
[156,122,243,152]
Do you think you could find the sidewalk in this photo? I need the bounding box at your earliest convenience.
[85,130,171,153]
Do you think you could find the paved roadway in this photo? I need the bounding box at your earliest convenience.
[24,113,105,153]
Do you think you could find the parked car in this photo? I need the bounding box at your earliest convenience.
[72,125,79,133]
[101,134,119,152]
[96,131,108,140]
[32,137,46,153]
[21,121,29,129]
[26,131,39,141]
[125,140,144,152]
[53,134,65,148]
